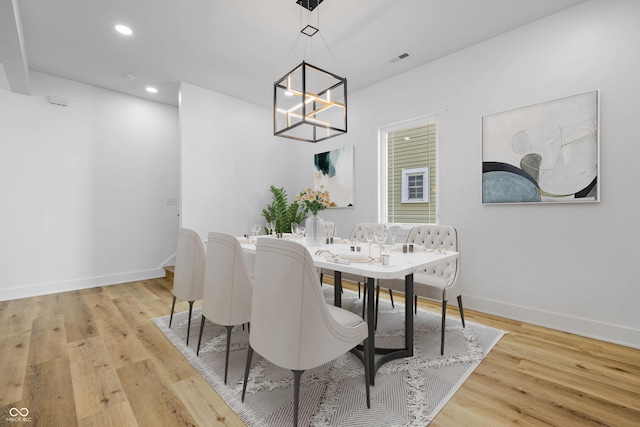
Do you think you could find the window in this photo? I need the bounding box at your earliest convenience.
[402,167,429,203]
[380,116,438,224]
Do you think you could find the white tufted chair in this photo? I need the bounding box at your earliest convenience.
[377,224,463,355]
[170,228,206,345]
[197,232,253,383]
[242,238,370,427]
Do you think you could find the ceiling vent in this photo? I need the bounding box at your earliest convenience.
[389,53,410,64]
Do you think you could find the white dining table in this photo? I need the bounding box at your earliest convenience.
[240,235,459,385]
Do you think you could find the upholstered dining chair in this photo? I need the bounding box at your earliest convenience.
[242,238,370,427]
[197,231,253,383]
[377,224,464,355]
[170,228,206,345]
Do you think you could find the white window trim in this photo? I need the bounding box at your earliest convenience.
[401,167,429,203]
[378,111,445,227]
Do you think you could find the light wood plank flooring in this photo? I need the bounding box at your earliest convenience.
[1,276,638,426]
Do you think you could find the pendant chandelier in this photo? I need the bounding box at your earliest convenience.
[274,0,347,143]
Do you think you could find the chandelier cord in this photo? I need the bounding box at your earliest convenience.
[318,31,344,75]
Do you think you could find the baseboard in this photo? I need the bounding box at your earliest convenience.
[161,253,176,268]
[0,268,167,301]
[465,295,640,350]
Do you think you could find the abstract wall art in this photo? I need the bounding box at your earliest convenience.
[314,146,354,207]
[482,90,599,204]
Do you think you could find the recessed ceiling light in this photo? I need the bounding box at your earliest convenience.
[145,87,158,94]
[114,24,133,35]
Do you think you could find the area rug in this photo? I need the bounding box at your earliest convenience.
[153,286,505,426]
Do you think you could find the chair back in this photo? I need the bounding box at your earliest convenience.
[251,238,357,370]
[407,224,459,286]
[202,232,253,326]
[349,223,385,241]
[173,228,206,301]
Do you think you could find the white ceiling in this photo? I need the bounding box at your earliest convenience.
[3,0,586,107]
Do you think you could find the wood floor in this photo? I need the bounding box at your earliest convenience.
[1,275,638,426]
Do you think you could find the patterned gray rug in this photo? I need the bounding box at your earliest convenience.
[153,286,505,426]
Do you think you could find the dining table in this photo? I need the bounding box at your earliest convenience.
[240,234,459,385]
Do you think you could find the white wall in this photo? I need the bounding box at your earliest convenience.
[178,82,304,239]
[0,71,179,300]
[295,0,640,347]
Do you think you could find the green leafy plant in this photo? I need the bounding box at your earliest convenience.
[262,185,306,234]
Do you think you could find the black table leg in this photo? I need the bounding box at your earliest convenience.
[346,273,414,386]
[405,273,414,356]
[366,276,376,384]
[334,271,342,308]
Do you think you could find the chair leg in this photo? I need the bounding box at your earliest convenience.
[415,295,418,314]
[319,271,323,286]
[186,300,195,346]
[292,370,305,427]
[196,315,206,356]
[457,295,466,328]
[169,296,177,328]
[358,282,361,298]
[388,289,395,308]
[224,325,233,384]
[441,299,448,355]
[241,345,254,402]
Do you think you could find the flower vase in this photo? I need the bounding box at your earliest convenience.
[305,213,325,246]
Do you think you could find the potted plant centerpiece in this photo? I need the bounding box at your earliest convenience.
[296,186,332,245]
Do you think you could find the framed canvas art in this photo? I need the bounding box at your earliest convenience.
[314,146,354,207]
[482,90,599,204]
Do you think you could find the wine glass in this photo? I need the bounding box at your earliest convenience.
[291,222,299,240]
[251,223,261,241]
[267,220,276,235]
[388,224,399,250]
[374,228,389,258]
[297,226,305,242]
[364,228,375,256]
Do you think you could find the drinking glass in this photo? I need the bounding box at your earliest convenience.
[291,222,299,240]
[388,224,399,250]
[251,223,261,241]
[374,228,389,258]
[364,228,375,256]
[297,226,305,242]
[267,220,276,235]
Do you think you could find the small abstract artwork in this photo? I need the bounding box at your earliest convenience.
[482,91,599,204]
[314,146,354,207]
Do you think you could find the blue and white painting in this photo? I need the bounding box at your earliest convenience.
[482,91,598,204]
[314,146,354,207]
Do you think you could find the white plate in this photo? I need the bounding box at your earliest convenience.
[337,252,371,261]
